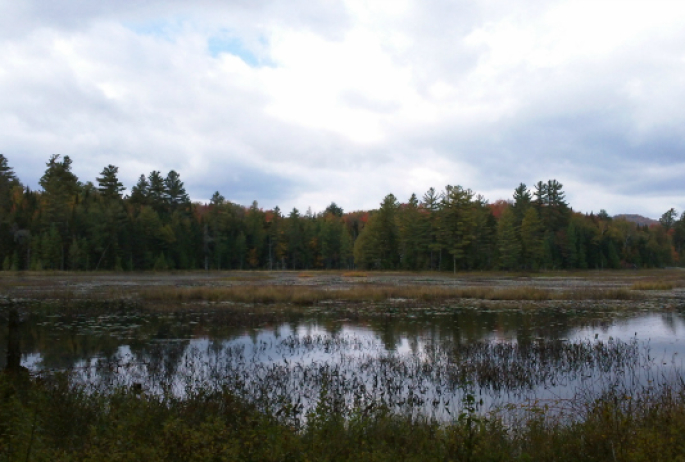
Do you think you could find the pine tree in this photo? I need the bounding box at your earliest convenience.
[147,171,166,212]
[521,208,544,270]
[287,208,304,269]
[164,170,189,209]
[512,183,532,227]
[39,155,80,259]
[130,174,150,206]
[398,193,428,270]
[0,154,20,215]
[564,220,578,268]
[421,187,443,270]
[234,232,247,270]
[245,201,265,268]
[375,194,400,269]
[545,179,570,231]
[497,208,521,270]
[339,227,354,269]
[96,164,125,201]
[438,186,475,272]
[660,208,677,231]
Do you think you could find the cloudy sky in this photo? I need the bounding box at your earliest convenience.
[1,0,684,218]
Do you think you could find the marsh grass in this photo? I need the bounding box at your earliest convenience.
[2,363,685,461]
[223,273,274,282]
[630,281,675,290]
[342,271,368,278]
[138,284,642,304]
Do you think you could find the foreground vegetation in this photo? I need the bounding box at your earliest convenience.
[1,370,684,461]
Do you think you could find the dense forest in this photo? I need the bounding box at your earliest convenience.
[0,154,682,272]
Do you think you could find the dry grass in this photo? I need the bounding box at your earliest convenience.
[223,274,273,282]
[630,281,674,290]
[137,284,643,305]
[342,271,368,278]
[297,272,315,278]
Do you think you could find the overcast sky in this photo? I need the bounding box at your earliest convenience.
[1,0,684,218]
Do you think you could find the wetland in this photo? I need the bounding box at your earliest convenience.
[2,269,685,461]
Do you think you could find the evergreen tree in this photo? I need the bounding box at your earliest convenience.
[235,232,247,269]
[521,208,544,270]
[375,194,400,269]
[39,155,80,254]
[512,183,532,227]
[660,208,677,231]
[533,181,548,213]
[147,171,166,212]
[0,154,20,214]
[0,155,22,263]
[545,179,570,231]
[287,208,304,269]
[497,208,521,270]
[96,164,125,201]
[354,194,400,269]
[398,193,428,270]
[438,185,475,272]
[129,174,150,206]
[324,202,344,218]
[164,170,189,208]
[245,201,265,268]
[339,227,354,269]
[421,187,442,270]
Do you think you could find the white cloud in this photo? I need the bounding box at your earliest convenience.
[1,0,685,217]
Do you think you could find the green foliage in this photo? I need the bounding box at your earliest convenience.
[96,164,126,201]
[3,373,685,461]
[0,153,679,272]
[521,208,544,270]
[355,194,400,270]
[439,185,476,272]
[497,207,521,270]
[154,252,169,271]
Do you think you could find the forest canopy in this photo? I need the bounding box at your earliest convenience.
[0,154,682,272]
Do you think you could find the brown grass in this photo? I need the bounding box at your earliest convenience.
[137,284,642,305]
[223,274,273,282]
[342,271,368,278]
[630,281,674,290]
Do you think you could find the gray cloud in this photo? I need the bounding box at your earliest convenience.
[1,0,685,218]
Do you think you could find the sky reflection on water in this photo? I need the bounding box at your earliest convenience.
[4,307,685,421]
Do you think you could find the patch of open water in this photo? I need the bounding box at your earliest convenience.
[2,306,685,421]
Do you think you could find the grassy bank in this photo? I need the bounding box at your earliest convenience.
[1,372,684,461]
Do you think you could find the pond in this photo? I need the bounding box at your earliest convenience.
[2,304,685,422]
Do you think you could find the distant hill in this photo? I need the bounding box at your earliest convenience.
[613,214,659,227]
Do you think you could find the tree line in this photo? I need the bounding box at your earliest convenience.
[0,154,682,272]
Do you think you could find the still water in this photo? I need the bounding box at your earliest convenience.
[3,305,685,420]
